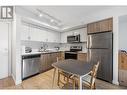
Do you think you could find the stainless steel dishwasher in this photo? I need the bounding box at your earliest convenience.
[22,54,41,80]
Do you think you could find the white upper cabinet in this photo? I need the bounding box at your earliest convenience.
[79,28,87,42]
[21,24,61,43]
[60,32,67,43]
[21,25,30,41]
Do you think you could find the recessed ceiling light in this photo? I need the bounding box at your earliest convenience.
[39,14,43,17]
[50,19,54,22]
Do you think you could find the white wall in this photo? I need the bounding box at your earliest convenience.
[119,20,127,51]
[12,9,22,85]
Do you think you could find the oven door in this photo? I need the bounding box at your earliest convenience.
[65,52,77,59]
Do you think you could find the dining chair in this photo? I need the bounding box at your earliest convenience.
[57,57,75,89]
[72,61,100,89]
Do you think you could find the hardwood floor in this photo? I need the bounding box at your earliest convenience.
[0,69,126,89]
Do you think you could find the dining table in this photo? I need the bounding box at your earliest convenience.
[52,59,93,89]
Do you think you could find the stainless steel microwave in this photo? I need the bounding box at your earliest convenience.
[67,34,80,43]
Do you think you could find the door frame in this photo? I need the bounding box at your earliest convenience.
[0,20,12,77]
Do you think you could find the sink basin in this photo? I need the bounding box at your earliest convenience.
[38,48,59,53]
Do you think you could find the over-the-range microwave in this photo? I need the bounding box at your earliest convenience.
[67,34,80,43]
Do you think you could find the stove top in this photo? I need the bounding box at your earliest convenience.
[65,46,82,54]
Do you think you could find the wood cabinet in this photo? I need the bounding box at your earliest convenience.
[119,70,127,86]
[118,51,127,86]
[77,53,87,61]
[87,18,113,34]
[60,51,65,61]
[119,51,127,70]
[39,52,59,72]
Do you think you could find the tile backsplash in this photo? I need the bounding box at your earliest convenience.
[21,40,87,52]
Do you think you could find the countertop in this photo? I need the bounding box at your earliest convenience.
[21,50,63,56]
[77,51,87,54]
[21,50,87,56]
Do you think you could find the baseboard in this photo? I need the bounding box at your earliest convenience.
[15,79,22,85]
[112,80,119,85]
[11,74,16,85]
[11,74,22,85]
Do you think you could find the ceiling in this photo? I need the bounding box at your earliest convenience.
[21,6,113,31]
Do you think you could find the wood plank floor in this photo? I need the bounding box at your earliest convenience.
[0,69,127,89]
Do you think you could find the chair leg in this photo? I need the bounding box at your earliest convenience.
[52,68,56,88]
[94,83,96,89]
[64,76,66,81]
[57,71,60,86]
[72,79,75,89]
[66,76,69,89]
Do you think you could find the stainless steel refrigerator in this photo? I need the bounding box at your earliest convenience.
[87,32,113,83]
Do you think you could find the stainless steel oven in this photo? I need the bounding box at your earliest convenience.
[65,52,77,59]
[22,54,40,80]
[65,46,82,59]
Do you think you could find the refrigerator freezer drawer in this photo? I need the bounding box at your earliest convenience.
[87,49,113,83]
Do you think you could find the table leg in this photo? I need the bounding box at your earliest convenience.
[52,68,56,88]
[79,76,82,89]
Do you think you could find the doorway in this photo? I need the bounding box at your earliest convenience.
[0,21,11,79]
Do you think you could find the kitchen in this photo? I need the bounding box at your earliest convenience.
[0,6,127,89]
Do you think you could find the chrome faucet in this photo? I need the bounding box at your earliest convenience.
[41,42,48,51]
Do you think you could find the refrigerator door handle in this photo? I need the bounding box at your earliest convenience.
[87,36,89,48]
[87,35,91,48]
[87,49,91,62]
[89,35,92,48]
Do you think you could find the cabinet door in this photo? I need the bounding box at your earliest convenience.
[119,70,127,86]
[79,28,87,42]
[61,32,67,43]
[29,27,35,41]
[60,52,65,60]
[34,28,44,41]
[46,54,51,70]
[30,27,42,41]
[78,53,87,61]
[99,19,109,32]
[87,18,113,34]
[21,25,29,40]
[108,18,113,31]
[100,18,113,32]
[87,22,99,34]
[40,54,47,72]
[53,53,58,63]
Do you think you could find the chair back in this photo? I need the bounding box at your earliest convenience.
[90,61,100,88]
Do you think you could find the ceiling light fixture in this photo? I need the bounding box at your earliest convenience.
[39,14,43,17]
[37,9,61,23]
[50,19,54,22]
